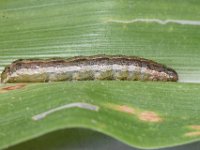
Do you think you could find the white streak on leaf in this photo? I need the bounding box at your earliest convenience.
[32,102,99,121]
[107,19,200,26]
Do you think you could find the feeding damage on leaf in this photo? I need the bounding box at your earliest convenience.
[105,103,162,123]
[185,125,200,137]
[32,102,99,121]
[0,84,26,94]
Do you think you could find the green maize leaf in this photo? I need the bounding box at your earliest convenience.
[0,0,200,149]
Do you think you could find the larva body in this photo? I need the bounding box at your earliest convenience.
[1,55,178,83]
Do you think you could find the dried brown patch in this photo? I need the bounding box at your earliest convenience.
[105,103,163,123]
[189,125,200,130]
[107,104,136,114]
[0,84,26,93]
[2,84,26,90]
[0,90,7,94]
[116,105,136,114]
[138,111,162,122]
[185,132,200,137]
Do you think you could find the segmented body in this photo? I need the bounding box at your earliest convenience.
[1,55,178,83]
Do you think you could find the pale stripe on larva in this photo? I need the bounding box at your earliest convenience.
[1,55,178,83]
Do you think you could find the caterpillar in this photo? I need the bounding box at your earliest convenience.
[1,55,178,83]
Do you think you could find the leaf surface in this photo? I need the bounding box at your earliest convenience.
[0,0,200,149]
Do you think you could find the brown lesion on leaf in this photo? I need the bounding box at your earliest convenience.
[189,125,200,130]
[138,111,162,122]
[105,103,162,123]
[185,125,200,137]
[106,104,136,114]
[115,105,136,114]
[0,90,7,94]
[185,132,200,137]
[0,84,26,93]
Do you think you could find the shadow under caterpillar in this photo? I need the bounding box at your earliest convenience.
[1,55,178,83]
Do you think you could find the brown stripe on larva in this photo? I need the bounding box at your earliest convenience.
[1,55,178,83]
